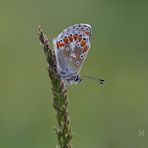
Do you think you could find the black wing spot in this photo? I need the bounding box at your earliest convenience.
[76,61,80,65]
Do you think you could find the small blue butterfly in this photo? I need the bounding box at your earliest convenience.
[53,23,91,86]
[53,23,104,86]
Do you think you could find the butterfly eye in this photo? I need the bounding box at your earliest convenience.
[70,34,73,37]
[75,76,79,81]
[76,61,80,65]
[73,75,82,83]
[64,36,68,38]
[74,75,79,82]
[83,38,86,40]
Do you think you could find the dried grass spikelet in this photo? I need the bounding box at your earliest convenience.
[38,26,73,148]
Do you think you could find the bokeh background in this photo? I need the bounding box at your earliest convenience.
[0,0,148,148]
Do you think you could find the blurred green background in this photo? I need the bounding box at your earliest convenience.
[0,0,148,147]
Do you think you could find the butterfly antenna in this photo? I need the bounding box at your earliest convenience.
[82,75,105,84]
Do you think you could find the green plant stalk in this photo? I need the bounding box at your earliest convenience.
[38,26,73,148]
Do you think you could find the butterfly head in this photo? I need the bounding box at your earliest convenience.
[64,75,82,86]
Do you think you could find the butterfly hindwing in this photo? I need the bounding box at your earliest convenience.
[54,24,91,78]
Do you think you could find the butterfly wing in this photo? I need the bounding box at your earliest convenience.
[54,24,91,78]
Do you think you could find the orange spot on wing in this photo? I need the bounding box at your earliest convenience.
[78,35,82,42]
[58,42,65,47]
[81,40,86,47]
[73,34,78,40]
[83,45,89,53]
[68,36,73,42]
[63,38,69,44]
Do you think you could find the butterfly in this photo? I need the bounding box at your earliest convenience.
[53,23,105,86]
[53,23,91,86]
